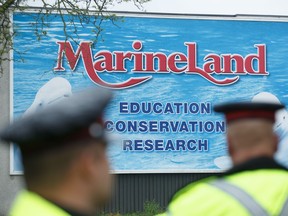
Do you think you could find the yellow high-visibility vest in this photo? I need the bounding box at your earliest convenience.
[160,169,288,216]
[9,190,70,216]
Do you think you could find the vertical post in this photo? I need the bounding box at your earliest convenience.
[0,10,24,216]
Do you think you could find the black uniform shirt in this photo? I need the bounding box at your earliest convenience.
[220,156,288,177]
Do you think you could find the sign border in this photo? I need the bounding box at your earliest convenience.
[9,10,288,175]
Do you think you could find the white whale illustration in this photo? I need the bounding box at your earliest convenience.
[214,156,232,170]
[24,77,72,116]
[214,92,288,169]
[252,92,288,131]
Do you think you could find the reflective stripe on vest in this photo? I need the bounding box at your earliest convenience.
[209,179,288,216]
[280,197,288,216]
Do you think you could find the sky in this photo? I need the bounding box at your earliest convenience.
[108,0,288,16]
[26,0,288,16]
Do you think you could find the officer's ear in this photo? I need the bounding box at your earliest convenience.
[273,133,278,153]
[71,145,97,180]
[227,134,234,157]
[77,143,106,177]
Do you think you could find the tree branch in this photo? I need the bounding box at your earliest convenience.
[0,0,151,74]
[0,0,15,14]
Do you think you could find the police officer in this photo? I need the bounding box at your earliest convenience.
[0,88,113,216]
[160,102,288,216]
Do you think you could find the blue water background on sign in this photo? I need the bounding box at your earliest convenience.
[12,13,288,172]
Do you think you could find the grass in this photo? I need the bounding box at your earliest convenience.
[99,200,165,216]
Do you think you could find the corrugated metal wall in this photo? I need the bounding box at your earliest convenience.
[104,173,218,214]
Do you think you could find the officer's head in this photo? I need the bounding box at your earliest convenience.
[0,88,113,212]
[214,102,284,165]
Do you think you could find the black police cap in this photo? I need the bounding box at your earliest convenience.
[213,101,285,123]
[0,88,112,154]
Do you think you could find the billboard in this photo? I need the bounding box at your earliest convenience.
[11,12,288,174]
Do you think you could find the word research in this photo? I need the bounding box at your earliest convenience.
[54,40,268,89]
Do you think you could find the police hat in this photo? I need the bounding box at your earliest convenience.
[0,88,112,155]
[213,101,285,123]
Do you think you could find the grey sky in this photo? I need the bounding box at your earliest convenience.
[108,0,288,15]
[26,0,288,16]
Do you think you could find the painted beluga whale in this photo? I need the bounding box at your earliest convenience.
[214,155,232,170]
[24,77,72,116]
[252,92,288,167]
[252,92,288,132]
[214,91,288,169]
[13,77,72,172]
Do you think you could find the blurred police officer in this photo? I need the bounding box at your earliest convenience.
[160,102,288,216]
[0,88,113,216]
